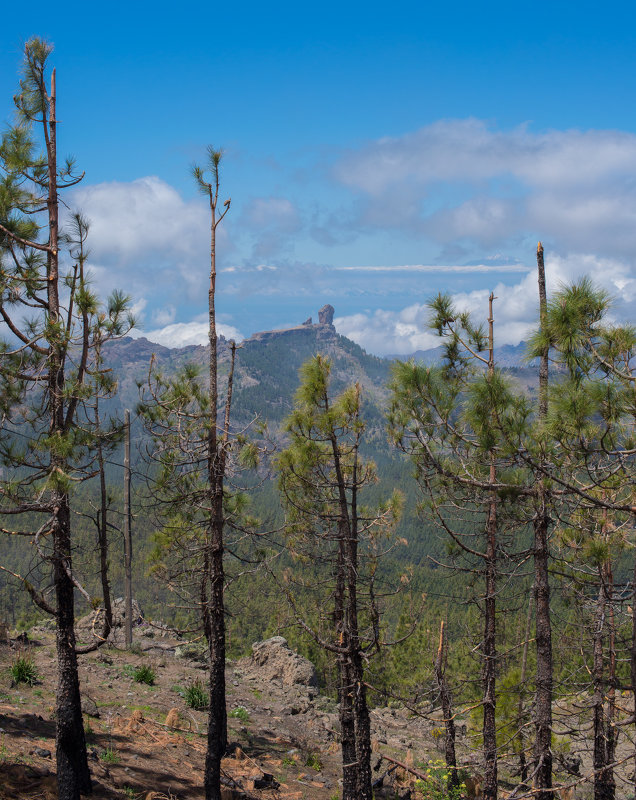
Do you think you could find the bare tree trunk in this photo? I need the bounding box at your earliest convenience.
[204,484,227,800]
[605,562,616,800]
[631,537,636,800]
[482,292,498,800]
[340,658,359,800]
[46,69,91,800]
[96,437,113,641]
[592,575,613,800]
[483,493,498,800]
[516,592,533,783]
[123,410,132,647]
[347,448,372,800]
[54,495,92,800]
[202,174,233,800]
[352,655,372,800]
[435,621,458,792]
[534,242,553,800]
[204,190,224,800]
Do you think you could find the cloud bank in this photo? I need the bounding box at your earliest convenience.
[62,118,636,352]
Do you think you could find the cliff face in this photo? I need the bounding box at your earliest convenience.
[248,304,336,345]
[101,306,391,424]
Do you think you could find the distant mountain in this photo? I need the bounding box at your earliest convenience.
[387,341,534,368]
[103,308,393,428]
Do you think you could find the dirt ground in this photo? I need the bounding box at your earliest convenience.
[1,623,628,799]
[0,628,351,800]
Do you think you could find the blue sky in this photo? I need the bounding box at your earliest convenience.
[3,1,636,354]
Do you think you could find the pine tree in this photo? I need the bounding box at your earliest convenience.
[0,40,133,800]
[389,292,524,799]
[277,355,401,800]
[138,148,249,800]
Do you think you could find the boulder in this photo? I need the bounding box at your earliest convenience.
[248,636,317,688]
[75,598,144,643]
[175,641,208,662]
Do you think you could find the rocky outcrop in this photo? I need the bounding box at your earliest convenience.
[75,597,144,644]
[249,306,337,344]
[245,636,318,688]
[318,304,335,326]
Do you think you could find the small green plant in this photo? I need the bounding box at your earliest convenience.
[229,705,250,723]
[123,787,137,799]
[304,752,322,771]
[281,755,295,767]
[413,759,467,800]
[10,654,38,686]
[132,665,155,685]
[184,679,208,710]
[101,747,120,764]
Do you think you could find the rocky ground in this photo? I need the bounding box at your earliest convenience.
[0,602,476,800]
[0,604,623,799]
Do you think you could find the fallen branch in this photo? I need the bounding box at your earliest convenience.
[376,753,429,781]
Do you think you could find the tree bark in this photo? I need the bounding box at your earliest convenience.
[54,495,92,800]
[123,409,132,648]
[631,531,636,800]
[204,483,227,800]
[516,592,533,783]
[592,576,613,800]
[605,562,616,800]
[534,242,553,800]
[203,170,230,800]
[483,292,498,800]
[434,621,458,792]
[46,68,91,799]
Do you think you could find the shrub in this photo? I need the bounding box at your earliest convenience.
[184,680,208,710]
[10,655,38,686]
[413,759,467,800]
[304,752,322,771]
[101,747,120,764]
[132,665,156,686]
[229,705,249,723]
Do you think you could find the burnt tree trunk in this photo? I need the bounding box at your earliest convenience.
[605,562,616,800]
[97,435,113,641]
[204,481,227,800]
[46,68,91,800]
[434,620,458,792]
[533,242,553,800]
[631,539,636,800]
[592,576,613,800]
[54,495,92,800]
[203,175,229,800]
[348,446,372,800]
[483,293,498,800]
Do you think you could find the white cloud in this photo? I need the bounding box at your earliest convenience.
[332,119,636,261]
[141,319,243,349]
[336,264,529,273]
[336,119,636,194]
[152,305,177,326]
[335,252,636,356]
[69,176,230,302]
